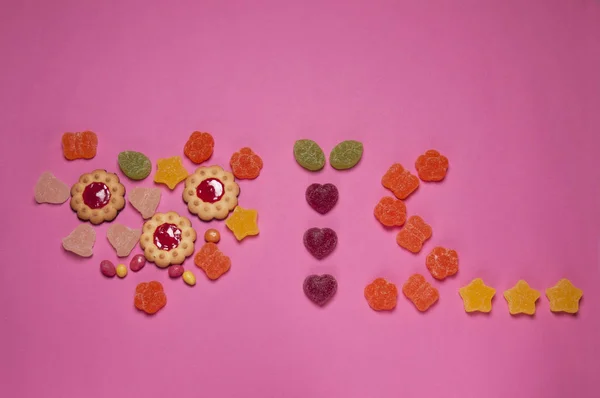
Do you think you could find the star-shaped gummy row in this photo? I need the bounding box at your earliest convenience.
[459,278,496,313]
[545,279,583,314]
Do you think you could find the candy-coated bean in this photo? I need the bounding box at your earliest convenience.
[204,229,221,243]
[100,260,116,278]
[168,265,184,278]
[182,270,196,286]
[129,254,146,272]
[116,264,128,278]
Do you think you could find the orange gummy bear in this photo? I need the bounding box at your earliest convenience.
[396,215,432,253]
[402,274,439,312]
[364,278,398,311]
[194,242,231,280]
[61,131,98,160]
[374,196,407,227]
[184,132,214,164]
[230,147,263,179]
[425,246,458,280]
[381,163,419,200]
[134,281,167,315]
[415,150,449,182]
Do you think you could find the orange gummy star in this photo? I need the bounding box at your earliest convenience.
[425,247,458,280]
[415,150,449,182]
[396,215,432,253]
[230,147,263,179]
[194,242,231,280]
[374,196,407,227]
[402,274,439,312]
[382,163,419,200]
[364,278,398,311]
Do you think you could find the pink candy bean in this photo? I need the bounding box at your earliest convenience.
[129,254,146,272]
[100,260,116,278]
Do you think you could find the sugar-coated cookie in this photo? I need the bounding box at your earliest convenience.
[182,165,240,221]
[139,211,197,268]
[70,170,126,224]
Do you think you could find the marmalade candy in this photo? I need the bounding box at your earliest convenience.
[62,131,98,160]
[415,150,449,182]
[402,274,439,312]
[374,196,407,227]
[184,131,214,164]
[425,246,458,280]
[545,279,583,314]
[194,242,231,280]
[154,156,189,189]
[396,216,432,253]
[230,147,263,179]
[364,278,398,311]
[381,163,419,200]
[134,281,167,315]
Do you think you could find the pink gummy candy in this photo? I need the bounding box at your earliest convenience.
[305,183,339,214]
[303,227,337,260]
[303,274,338,306]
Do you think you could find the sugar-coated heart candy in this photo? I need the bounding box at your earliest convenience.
[62,224,96,257]
[34,171,70,204]
[305,183,339,214]
[303,274,338,306]
[303,228,337,260]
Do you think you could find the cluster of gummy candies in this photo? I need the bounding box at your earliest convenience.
[293,143,583,315]
[35,130,264,315]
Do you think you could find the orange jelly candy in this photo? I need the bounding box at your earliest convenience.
[62,131,98,160]
[396,215,432,253]
[184,131,214,164]
[134,281,167,315]
[374,196,407,227]
[230,147,263,179]
[381,163,419,200]
[425,247,458,280]
[402,274,439,312]
[364,278,398,311]
[415,150,449,182]
[194,242,231,280]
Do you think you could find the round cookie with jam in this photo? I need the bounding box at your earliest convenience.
[182,165,240,221]
[70,169,126,224]
[140,211,197,268]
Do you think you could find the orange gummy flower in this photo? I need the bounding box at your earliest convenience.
[230,147,263,179]
[396,215,432,253]
[415,150,448,182]
[402,274,439,312]
[425,247,458,280]
[61,131,98,160]
[381,163,419,200]
[184,131,214,164]
[134,281,167,315]
[374,196,407,227]
[364,278,398,311]
[194,242,231,280]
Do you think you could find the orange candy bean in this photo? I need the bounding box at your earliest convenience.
[381,163,419,200]
[396,215,432,253]
[184,131,214,164]
[230,147,263,179]
[364,278,398,311]
[194,242,231,280]
[62,131,98,160]
[415,150,449,182]
[374,196,407,227]
[134,281,167,315]
[425,247,458,280]
[402,274,439,312]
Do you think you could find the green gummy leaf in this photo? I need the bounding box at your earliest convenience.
[329,140,363,170]
[293,139,325,171]
[118,151,152,180]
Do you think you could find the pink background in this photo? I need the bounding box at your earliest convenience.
[1,1,600,397]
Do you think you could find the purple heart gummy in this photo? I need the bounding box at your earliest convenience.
[303,227,337,259]
[303,274,338,306]
[305,183,339,214]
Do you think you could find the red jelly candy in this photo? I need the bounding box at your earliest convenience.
[230,147,263,179]
[303,228,337,260]
[305,183,339,214]
[184,132,214,164]
[381,163,419,200]
[374,196,407,227]
[303,274,338,306]
[425,247,458,280]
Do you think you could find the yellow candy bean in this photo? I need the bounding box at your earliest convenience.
[182,270,196,286]
[116,264,128,278]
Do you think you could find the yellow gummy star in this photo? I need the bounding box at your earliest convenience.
[458,278,496,313]
[225,206,259,241]
[154,156,189,190]
[503,280,540,316]
[545,279,583,314]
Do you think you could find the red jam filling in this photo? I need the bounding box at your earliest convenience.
[196,178,224,203]
[153,223,182,251]
[82,182,111,209]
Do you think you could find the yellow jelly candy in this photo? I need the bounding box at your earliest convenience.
[225,206,259,241]
[545,279,583,314]
[503,280,540,316]
[154,156,189,189]
[458,278,496,313]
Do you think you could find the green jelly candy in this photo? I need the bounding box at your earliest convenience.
[293,139,325,171]
[118,151,152,180]
[329,140,363,170]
